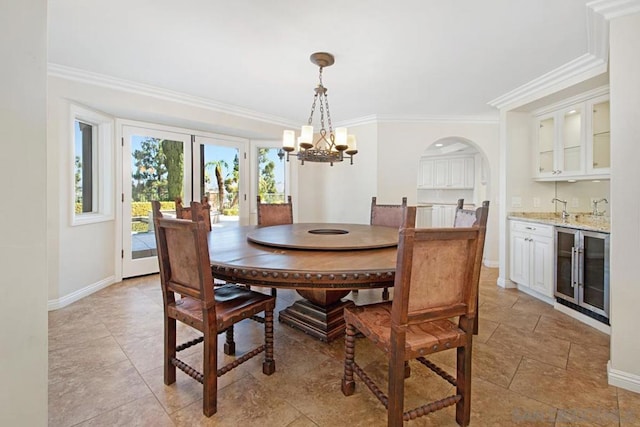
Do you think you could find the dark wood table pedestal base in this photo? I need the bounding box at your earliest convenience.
[278,289,355,342]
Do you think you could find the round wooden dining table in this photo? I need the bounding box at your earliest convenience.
[207,223,399,342]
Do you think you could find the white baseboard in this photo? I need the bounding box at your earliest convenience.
[483,258,499,268]
[497,277,517,289]
[608,361,640,393]
[554,302,611,335]
[516,285,555,305]
[48,276,116,311]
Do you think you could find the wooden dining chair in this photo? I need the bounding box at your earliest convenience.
[152,201,276,417]
[257,195,293,227]
[256,195,294,297]
[175,196,212,231]
[369,196,414,300]
[453,198,489,228]
[453,199,490,334]
[341,203,488,427]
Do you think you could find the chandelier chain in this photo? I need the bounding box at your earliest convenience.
[318,92,326,133]
[324,91,333,135]
[307,92,318,126]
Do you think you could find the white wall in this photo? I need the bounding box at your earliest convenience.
[608,12,640,392]
[377,121,500,265]
[0,1,48,424]
[296,122,378,224]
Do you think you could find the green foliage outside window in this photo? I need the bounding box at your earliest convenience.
[131,138,183,202]
[130,201,176,233]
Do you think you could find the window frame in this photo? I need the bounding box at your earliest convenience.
[70,104,114,226]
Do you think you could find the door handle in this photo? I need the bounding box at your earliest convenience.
[577,247,584,287]
[570,247,576,289]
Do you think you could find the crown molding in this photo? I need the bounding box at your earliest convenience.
[531,85,609,116]
[588,0,640,19]
[487,54,607,111]
[370,114,499,125]
[334,115,379,127]
[47,63,298,128]
[488,0,640,111]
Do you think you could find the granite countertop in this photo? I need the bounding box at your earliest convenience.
[508,212,610,233]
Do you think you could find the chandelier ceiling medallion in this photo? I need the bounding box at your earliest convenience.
[281,52,357,166]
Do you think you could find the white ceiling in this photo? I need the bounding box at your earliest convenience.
[48,0,595,125]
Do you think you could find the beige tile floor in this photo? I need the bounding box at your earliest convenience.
[48,268,640,426]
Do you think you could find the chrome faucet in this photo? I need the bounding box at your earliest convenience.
[551,198,569,219]
[593,198,608,216]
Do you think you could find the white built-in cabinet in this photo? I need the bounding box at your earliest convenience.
[418,156,474,189]
[510,220,554,298]
[533,90,609,181]
[430,204,457,228]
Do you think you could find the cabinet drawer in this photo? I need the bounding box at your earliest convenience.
[510,221,554,238]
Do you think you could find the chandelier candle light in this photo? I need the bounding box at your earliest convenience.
[282,52,357,166]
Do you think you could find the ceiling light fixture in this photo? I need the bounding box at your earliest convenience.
[282,52,357,166]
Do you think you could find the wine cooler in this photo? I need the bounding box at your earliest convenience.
[555,227,610,323]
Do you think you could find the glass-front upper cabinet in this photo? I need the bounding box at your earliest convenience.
[587,96,610,175]
[561,106,583,174]
[533,89,609,181]
[537,115,555,175]
[534,104,583,179]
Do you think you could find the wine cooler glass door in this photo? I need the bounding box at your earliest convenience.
[579,231,610,318]
[555,228,579,303]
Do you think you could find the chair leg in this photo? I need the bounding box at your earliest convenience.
[224,325,235,355]
[341,323,356,396]
[382,287,390,300]
[388,344,406,427]
[456,342,473,426]
[262,308,276,375]
[164,317,176,385]
[203,330,218,417]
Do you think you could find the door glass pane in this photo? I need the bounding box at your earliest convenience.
[74,120,94,213]
[592,101,610,170]
[257,148,286,203]
[130,136,184,260]
[562,108,582,172]
[582,235,605,310]
[538,117,554,173]
[201,145,240,225]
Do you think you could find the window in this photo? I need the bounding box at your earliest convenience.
[257,147,287,203]
[70,104,114,225]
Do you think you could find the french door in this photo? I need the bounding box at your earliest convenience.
[121,124,249,278]
[122,125,193,278]
[193,135,248,228]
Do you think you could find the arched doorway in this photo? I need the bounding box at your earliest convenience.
[416,136,491,227]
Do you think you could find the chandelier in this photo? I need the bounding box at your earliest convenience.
[281,52,357,166]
